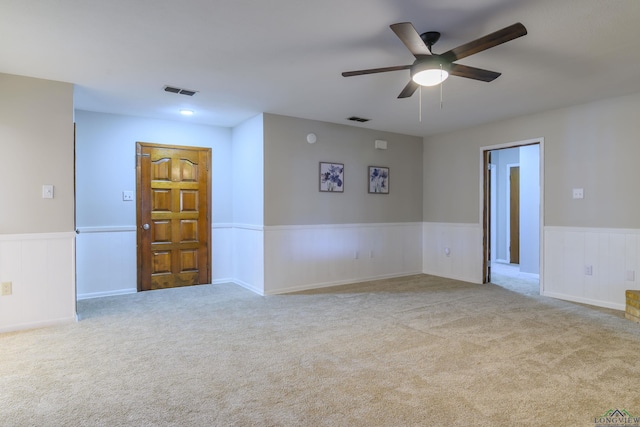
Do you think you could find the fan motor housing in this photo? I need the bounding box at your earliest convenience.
[420,31,441,52]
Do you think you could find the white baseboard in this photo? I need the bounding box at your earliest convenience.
[421,270,481,285]
[233,279,265,296]
[542,291,625,312]
[77,288,137,300]
[0,316,77,334]
[265,271,424,295]
[212,278,235,285]
[77,280,238,300]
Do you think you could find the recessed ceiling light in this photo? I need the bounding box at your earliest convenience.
[180,109,194,116]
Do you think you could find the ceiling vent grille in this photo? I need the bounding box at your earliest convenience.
[164,85,197,96]
[347,116,370,123]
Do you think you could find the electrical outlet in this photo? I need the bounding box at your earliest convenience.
[1,282,12,296]
[627,270,636,281]
[572,188,584,199]
[122,191,134,201]
[585,265,593,276]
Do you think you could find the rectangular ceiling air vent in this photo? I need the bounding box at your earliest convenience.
[164,85,197,96]
[347,116,370,123]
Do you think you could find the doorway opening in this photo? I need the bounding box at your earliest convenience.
[482,140,542,295]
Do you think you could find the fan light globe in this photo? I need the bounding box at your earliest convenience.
[412,69,449,86]
[410,57,450,87]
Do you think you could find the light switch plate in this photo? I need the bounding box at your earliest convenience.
[42,185,54,199]
[122,191,134,201]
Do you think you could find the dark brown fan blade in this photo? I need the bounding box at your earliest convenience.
[449,64,501,82]
[342,64,412,77]
[441,22,527,63]
[390,22,432,57]
[398,80,419,98]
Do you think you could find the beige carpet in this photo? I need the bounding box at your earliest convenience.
[1,274,639,426]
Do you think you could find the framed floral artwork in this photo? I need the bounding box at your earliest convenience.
[319,162,344,192]
[368,166,389,194]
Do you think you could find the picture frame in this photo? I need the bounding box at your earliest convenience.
[319,162,344,192]
[368,166,389,194]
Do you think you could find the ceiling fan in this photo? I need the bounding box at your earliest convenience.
[342,22,527,98]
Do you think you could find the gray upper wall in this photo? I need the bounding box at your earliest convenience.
[423,91,640,228]
[75,110,233,227]
[74,110,422,229]
[0,73,74,234]
[263,114,423,226]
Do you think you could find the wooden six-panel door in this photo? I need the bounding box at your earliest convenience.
[136,142,211,291]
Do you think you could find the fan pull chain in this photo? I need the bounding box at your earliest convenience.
[440,65,444,110]
[419,85,422,122]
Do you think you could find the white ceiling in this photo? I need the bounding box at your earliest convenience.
[1,0,640,138]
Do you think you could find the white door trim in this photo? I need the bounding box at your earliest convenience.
[479,138,544,293]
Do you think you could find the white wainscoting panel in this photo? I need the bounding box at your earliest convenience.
[233,225,265,295]
[544,226,639,310]
[422,222,483,284]
[76,224,236,300]
[264,223,423,294]
[0,232,76,333]
[76,227,137,299]
[212,224,234,284]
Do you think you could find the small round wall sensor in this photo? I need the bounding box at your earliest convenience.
[306,133,317,144]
